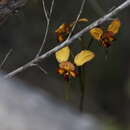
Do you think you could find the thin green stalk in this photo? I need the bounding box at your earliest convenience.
[78,38,86,112]
[78,37,94,112]
[87,37,94,49]
[105,48,109,60]
[78,67,85,112]
[64,80,71,100]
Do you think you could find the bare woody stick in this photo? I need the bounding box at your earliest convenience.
[36,0,55,57]
[0,49,13,69]
[5,0,130,79]
[67,0,87,39]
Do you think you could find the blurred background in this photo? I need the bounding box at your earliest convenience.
[0,0,130,129]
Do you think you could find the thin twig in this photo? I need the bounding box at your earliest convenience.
[5,0,130,79]
[49,0,55,17]
[108,6,116,13]
[0,49,13,69]
[41,0,49,21]
[67,0,86,39]
[36,64,48,74]
[36,0,55,57]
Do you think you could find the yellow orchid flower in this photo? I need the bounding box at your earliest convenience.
[55,48,95,80]
[55,18,88,42]
[57,61,77,80]
[90,19,121,48]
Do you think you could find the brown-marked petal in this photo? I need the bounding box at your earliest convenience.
[74,50,95,66]
[107,19,121,34]
[55,47,70,63]
[55,24,71,34]
[57,68,65,75]
[59,61,75,71]
[90,28,103,40]
[70,71,77,78]
[57,35,65,42]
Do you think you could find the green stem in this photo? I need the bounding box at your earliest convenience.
[105,48,109,60]
[80,37,86,49]
[78,67,85,112]
[64,80,71,100]
[78,37,94,112]
[87,38,94,49]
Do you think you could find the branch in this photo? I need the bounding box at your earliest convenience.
[5,0,130,79]
[0,49,13,69]
[36,64,48,74]
[67,0,86,39]
[36,0,55,57]
[41,0,49,21]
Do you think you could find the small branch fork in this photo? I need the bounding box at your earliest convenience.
[5,0,130,79]
[36,0,55,57]
[67,0,87,39]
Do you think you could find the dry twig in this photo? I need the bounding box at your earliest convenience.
[36,0,55,57]
[67,0,87,39]
[0,49,13,69]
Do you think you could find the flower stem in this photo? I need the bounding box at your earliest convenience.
[64,80,71,100]
[78,67,85,112]
[78,37,94,112]
[105,48,109,60]
[87,37,94,49]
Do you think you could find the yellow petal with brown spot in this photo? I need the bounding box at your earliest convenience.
[89,28,103,40]
[55,46,70,63]
[59,61,75,71]
[57,35,65,42]
[55,24,66,33]
[74,50,95,66]
[57,68,65,75]
[55,24,71,34]
[107,19,121,34]
[70,71,77,78]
